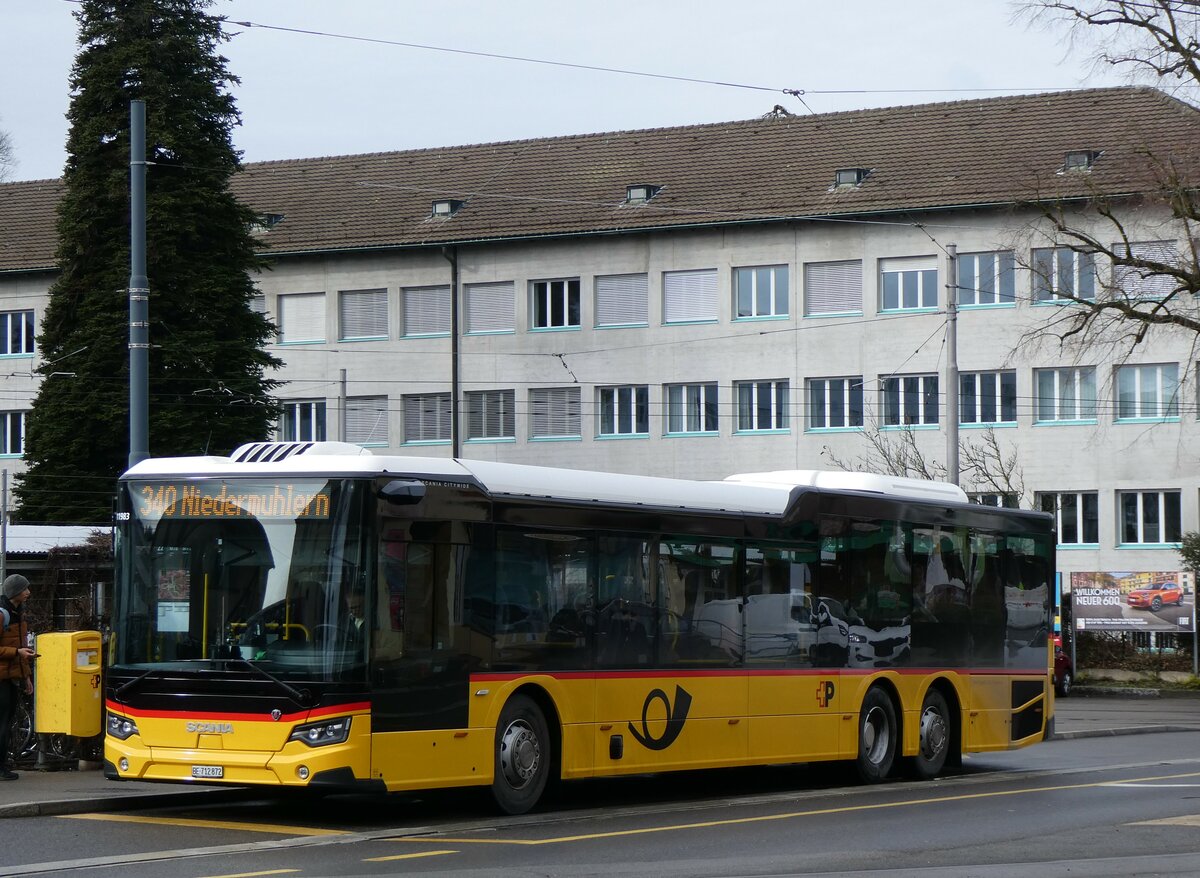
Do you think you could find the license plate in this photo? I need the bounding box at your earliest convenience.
[191,765,224,779]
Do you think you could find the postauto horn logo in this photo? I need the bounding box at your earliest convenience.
[628,685,693,750]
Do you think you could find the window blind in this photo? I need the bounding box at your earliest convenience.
[804,261,862,315]
[403,285,451,336]
[530,387,581,437]
[663,269,718,323]
[345,396,389,444]
[339,289,388,339]
[595,273,649,326]
[278,293,326,343]
[465,282,515,333]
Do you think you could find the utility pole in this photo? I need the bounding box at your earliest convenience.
[945,243,959,486]
[128,100,149,468]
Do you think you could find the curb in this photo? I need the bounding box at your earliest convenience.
[0,787,249,819]
[1049,724,1200,741]
[1073,685,1200,699]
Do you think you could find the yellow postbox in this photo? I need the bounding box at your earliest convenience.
[34,631,103,737]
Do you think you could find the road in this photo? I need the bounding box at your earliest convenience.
[6,730,1200,877]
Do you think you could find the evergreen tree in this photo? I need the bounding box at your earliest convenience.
[15,0,280,523]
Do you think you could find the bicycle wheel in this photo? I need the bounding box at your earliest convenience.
[6,695,36,765]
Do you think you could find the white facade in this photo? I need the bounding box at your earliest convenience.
[2,99,1197,589]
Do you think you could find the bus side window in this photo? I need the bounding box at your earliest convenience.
[596,536,655,668]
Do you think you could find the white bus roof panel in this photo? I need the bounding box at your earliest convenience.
[123,444,969,518]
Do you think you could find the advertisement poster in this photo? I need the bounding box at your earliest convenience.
[1070,571,1195,633]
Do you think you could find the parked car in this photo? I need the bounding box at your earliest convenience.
[1054,644,1073,697]
[1126,582,1185,611]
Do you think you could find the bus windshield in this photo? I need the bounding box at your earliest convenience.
[113,477,369,681]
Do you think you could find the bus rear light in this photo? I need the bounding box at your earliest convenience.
[107,712,140,740]
[289,717,351,747]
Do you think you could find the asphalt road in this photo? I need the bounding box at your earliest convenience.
[6,727,1200,878]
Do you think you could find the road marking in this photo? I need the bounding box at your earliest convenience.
[61,813,348,836]
[1130,815,1200,826]
[195,871,300,878]
[1104,783,1200,788]
[385,769,1200,847]
[363,850,458,862]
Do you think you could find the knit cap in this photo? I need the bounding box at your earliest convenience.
[2,574,30,600]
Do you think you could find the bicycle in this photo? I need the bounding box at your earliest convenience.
[4,688,36,767]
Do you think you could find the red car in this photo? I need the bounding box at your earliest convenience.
[1126,582,1184,611]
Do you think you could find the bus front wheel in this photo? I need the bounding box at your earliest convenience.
[491,694,551,815]
[855,687,897,783]
[909,688,951,779]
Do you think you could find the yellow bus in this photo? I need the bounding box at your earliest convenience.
[105,442,1055,813]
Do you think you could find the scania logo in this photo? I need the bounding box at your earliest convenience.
[186,722,234,734]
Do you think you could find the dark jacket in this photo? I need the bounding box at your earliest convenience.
[0,597,30,683]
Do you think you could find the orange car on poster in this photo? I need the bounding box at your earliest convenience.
[1126,582,1184,611]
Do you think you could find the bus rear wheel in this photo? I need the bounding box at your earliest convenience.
[908,688,951,779]
[491,694,551,815]
[855,687,897,783]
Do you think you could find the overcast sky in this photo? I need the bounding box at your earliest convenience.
[2,0,1128,183]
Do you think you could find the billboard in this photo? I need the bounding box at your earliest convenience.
[1070,571,1195,633]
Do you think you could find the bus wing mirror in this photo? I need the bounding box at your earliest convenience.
[380,479,426,505]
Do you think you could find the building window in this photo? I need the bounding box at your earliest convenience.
[1,311,35,356]
[402,393,451,444]
[531,279,581,329]
[464,281,515,334]
[597,385,649,437]
[960,371,1017,425]
[807,377,864,429]
[969,492,1019,508]
[957,251,1015,306]
[735,380,789,431]
[734,266,788,319]
[0,411,25,455]
[880,256,938,311]
[1117,363,1179,420]
[665,383,718,434]
[595,273,648,327]
[277,293,326,344]
[1119,490,1182,545]
[663,269,718,324]
[466,389,516,441]
[1033,247,1095,302]
[804,260,862,316]
[402,285,451,337]
[882,374,939,426]
[1113,241,1179,300]
[530,387,581,439]
[280,400,326,442]
[345,396,389,445]
[338,289,388,340]
[1034,366,1097,423]
[1037,492,1099,545]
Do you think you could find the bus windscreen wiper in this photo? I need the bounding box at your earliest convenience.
[113,668,159,701]
[226,658,312,707]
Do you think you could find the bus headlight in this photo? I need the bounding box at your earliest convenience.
[289,717,351,747]
[107,712,140,740]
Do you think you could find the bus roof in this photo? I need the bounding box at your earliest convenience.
[121,442,978,519]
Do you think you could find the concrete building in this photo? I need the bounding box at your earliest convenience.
[1,86,1199,591]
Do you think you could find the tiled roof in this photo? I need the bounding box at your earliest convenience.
[3,87,1198,272]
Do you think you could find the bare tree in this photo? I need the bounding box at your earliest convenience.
[821,423,1027,505]
[1018,2,1200,350]
[0,126,14,181]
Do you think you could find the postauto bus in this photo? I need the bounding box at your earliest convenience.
[105,442,1055,813]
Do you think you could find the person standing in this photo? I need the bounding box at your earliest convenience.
[0,574,35,780]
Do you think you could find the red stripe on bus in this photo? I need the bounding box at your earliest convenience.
[104,700,371,722]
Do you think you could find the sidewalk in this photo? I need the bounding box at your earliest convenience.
[2,693,1199,818]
